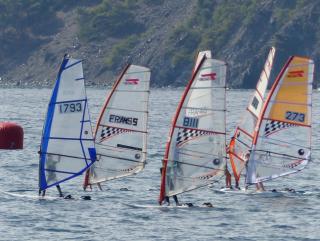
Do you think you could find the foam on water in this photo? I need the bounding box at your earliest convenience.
[0,88,319,241]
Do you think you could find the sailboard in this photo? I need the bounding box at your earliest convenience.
[159,54,227,205]
[83,64,150,187]
[246,56,314,184]
[0,190,60,200]
[38,55,96,194]
[124,203,192,209]
[229,47,276,186]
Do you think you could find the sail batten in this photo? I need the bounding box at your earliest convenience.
[84,64,150,186]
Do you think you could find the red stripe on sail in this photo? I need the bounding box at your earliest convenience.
[125,78,139,85]
[287,70,304,78]
[200,72,216,81]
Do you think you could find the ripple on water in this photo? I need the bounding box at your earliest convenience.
[0,88,319,241]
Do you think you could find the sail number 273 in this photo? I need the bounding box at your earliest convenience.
[59,102,82,113]
[285,111,305,123]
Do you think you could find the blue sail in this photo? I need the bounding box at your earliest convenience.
[39,56,96,191]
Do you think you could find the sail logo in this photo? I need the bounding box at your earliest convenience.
[187,107,208,116]
[125,78,139,85]
[287,70,304,78]
[264,120,296,137]
[109,114,138,126]
[100,126,131,142]
[176,128,214,146]
[200,72,216,81]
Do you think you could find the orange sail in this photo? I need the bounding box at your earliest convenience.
[229,47,276,186]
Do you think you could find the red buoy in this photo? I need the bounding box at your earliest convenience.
[0,122,23,149]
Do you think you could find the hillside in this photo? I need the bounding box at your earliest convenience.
[0,0,319,87]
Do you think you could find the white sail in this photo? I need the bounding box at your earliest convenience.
[85,64,150,185]
[193,50,212,74]
[159,56,227,203]
[39,56,96,191]
[229,47,275,184]
[246,56,314,184]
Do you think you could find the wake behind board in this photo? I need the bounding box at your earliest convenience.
[0,190,92,201]
[123,203,213,209]
[217,187,249,194]
[217,187,271,195]
[0,190,60,200]
[216,188,313,197]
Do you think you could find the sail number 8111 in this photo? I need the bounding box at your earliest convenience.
[59,102,82,113]
[285,111,305,123]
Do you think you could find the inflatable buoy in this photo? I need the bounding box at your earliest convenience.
[0,122,23,149]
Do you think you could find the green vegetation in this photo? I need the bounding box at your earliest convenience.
[104,35,139,69]
[1,0,319,86]
[0,0,90,35]
[163,0,259,69]
[78,1,145,41]
[0,0,91,60]
[78,0,156,70]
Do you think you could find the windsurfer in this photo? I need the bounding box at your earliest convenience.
[163,194,180,206]
[83,168,103,191]
[225,166,232,189]
[255,172,265,192]
[244,152,265,192]
[160,167,180,206]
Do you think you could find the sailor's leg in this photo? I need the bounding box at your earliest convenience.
[97,183,102,191]
[41,189,46,197]
[173,195,180,206]
[56,185,63,197]
[165,196,170,206]
[235,179,240,189]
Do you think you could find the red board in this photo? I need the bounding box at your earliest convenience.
[0,122,23,149]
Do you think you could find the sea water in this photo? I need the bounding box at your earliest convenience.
[0,88,319,241]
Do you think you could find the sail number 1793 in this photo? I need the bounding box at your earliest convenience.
[59,102,82,113]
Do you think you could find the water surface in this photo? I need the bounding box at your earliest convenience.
[0,88,319,241]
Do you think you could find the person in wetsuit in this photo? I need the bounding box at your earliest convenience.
[160,167,180,206]
[225,166,232,189]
